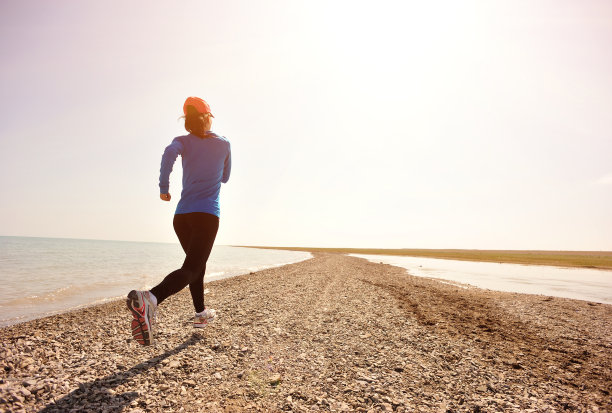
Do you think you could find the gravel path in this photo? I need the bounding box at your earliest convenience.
[1,254,610,412]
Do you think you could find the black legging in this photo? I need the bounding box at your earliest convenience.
[150,212,219,313]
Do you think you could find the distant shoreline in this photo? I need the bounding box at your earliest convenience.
[237,246,612,270]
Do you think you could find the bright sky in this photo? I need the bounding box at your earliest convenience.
[1,1,611,250]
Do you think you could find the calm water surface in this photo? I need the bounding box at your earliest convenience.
[353,254,612,304]
[0,236,311,326]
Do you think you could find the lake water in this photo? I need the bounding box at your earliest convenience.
[0,236,311,326]
[352,254,612,304]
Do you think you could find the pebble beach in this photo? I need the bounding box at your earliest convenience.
[1,254,610,412]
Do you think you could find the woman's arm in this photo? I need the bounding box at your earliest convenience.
[159,138,183,196]
[222,141,231,183]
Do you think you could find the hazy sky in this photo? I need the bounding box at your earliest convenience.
[1,1,611,250]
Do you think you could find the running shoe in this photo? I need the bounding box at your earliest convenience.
[126,290,157,345]
[194,308,217,328]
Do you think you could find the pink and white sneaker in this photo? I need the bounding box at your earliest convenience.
[126,290,157,345]
[194,308,217,328]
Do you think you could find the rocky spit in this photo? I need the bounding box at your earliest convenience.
[1,254,610,412]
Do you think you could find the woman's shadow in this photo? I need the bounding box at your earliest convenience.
[40,332,204,413]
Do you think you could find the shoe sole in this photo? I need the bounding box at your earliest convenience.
[127,290,152,345]
[194,315,217,329]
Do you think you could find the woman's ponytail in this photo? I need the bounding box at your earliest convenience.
[183,105,211,138]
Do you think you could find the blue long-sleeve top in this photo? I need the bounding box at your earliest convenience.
[159,132,231,217]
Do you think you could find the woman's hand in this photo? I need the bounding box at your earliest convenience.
[160,193,171,201]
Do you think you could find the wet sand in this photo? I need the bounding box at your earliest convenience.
[1,254,610,412]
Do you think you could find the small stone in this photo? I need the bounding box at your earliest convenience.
[269,374,281,385]
[183,379,196,387]
[180,386,187,395]
[168,360,180,368]
[382,403,393,411]
[237,370,245,379]
[213,372,222,380]
[357,375,374,383]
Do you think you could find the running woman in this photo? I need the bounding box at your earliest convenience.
[127,97,231,346]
